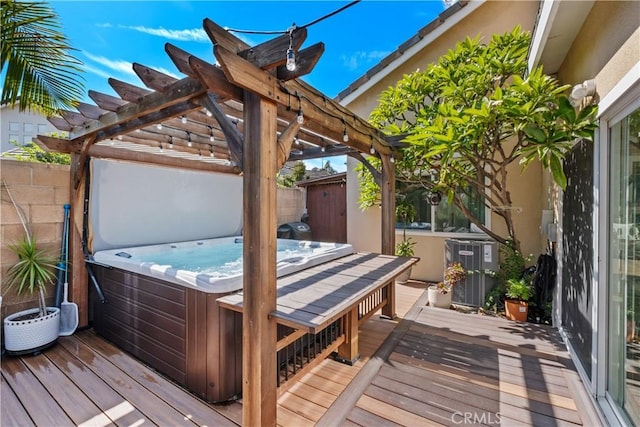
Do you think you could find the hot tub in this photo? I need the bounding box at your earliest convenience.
[89,236,353,403]
[93,236,354,293]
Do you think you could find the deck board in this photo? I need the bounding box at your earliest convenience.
[318,303,598,426]
[218,253,417,333]
[2,280,600,427]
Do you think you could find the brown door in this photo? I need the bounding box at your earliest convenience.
[306,183,347,243]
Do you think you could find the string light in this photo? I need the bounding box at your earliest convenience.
[342,119,349,142]
[224,1,360,77]
[209,144,215,157]
[156,123,163,130]
[181,115,188,124]
[159,142,164,153]
[370,144,375,155]
[117,135,123,140]
[186,131,192,147]
[205,109,213,117]
[295,136,300,145]
[297,109,304,124]
[321,146,326,153]
[390,156,395,163]
[168,136,173,149]
[209,125,215,142]
[198,150,202,158]
[286,24,297,71]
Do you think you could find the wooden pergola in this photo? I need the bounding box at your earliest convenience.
[37,18,398,426]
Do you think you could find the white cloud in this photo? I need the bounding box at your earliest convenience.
[83,52,136,77]
[82,51,181,84]
[341,50,390,71]
[119,25,209,42]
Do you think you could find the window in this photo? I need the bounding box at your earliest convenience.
[396,182,486,233]
[23,123,33,133]
[607,104,640,425]
[9,122,20,132]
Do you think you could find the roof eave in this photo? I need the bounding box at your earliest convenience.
[337,0,485,106]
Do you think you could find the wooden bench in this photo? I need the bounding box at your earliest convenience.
[217,252,418,391]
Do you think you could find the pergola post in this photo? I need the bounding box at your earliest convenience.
[69,153,89,326]
[242,90,278,426]
[380,153,397,319]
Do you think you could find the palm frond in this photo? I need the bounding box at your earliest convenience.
[1,0,85,115]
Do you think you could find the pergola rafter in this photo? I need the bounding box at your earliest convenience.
[35,17,399,426]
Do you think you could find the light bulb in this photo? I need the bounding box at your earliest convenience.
[295,137,300,145]
[205,109,212,117]
[159,143,164,153]
[370,145,375,155]
[156,123,163,130]
[188,141,193,148]
[168,137,173,149]
[296,109,304,124]
[286,47,296,71]
[390,156,395,163]
[117,135,123,140]
[210,135,215,142]
[343,130,349,142]
[181,116,187,124]
[321,147,326,153]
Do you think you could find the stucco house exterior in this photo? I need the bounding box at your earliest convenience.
[338,0,640,424]
[0,102,58,153]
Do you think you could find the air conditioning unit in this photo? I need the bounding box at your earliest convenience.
[445,239,499,307]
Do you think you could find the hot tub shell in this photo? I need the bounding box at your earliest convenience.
[91,265,243,403]
[89,237,354,402]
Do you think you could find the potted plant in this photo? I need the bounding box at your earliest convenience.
[428,262,467,308]
[395,201,417,283]
[504,277,532,322]
[2,183,60,355]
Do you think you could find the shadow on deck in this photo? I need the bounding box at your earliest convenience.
[1,281,600,426]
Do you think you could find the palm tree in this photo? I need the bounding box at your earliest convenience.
[1,0,84,115]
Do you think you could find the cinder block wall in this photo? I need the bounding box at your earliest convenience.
[277,186,306,225]
[1,159,70,319]
[1,160,307,320]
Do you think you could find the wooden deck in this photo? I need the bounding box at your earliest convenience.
[2,281,600,426]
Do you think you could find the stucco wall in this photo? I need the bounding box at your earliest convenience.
[345,0,545,282]
[0,105,58,153]
[557,1,639,98]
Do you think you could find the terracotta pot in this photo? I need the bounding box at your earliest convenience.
[505,299,528,322]
[427,285,452,309]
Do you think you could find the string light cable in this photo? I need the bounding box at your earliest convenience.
[224,1,361,35]
[225,1,361,71]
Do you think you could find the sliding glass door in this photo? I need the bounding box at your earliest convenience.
[608,105,640,424]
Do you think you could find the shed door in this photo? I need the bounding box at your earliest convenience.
[306,183,347,243]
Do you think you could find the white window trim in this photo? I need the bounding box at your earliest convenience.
[595,69,640,425]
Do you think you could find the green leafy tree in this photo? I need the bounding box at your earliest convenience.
[361,26,598,250]
[8,137,70,164]
[1,0,84,115]
[277,161,307,187]
[322,160,337,174]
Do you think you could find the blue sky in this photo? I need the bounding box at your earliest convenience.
[50,1,448,171]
